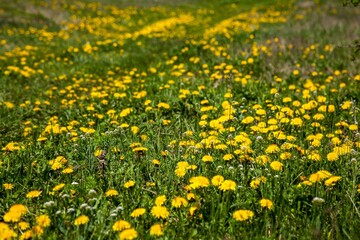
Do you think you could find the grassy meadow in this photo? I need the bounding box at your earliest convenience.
[1,0,360,239]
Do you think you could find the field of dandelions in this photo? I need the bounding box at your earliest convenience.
[1,0,360,239]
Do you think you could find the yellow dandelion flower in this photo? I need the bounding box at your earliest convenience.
[151,206,169,219]
[106,189,119,197]
[150,223,163,236]
[218,180,236,191]
[62,167,74,174]
[211,175,224,186]
[124,181,135,188]
[52,183,65,192]
[327,152,339,161]
[18,221,30,230]
[223,154,234,161]
[265,144,280,154]
[2,142,20,151]
[36,214,51,227]
[250,179,261,189]
[175,167,187,177]
[189,206,198,216]
[31,225,44,236]
[9,204,27,215]
[171,197,188,208]
[3,211,22,223]
[290,118,303,126]
[74,215,89,226]
[155,195,167,206]
[119,228,138,240]
[3,183,14,190]
[120,108,133,117]
[189,176,210,189]
[186,192,196,201]
[270,161,283,171]
[202,155,213,162]
[20,230,32,240]
[130,208,146,218]
[324,176,341,187]
[26,190,41,198]
[241,116,254,124]
[157,102,170,109]
[259,199,274,210]
[233,210,254,221]
[152,159,160,165]
[0,222,17,238]
[112,220,131,231]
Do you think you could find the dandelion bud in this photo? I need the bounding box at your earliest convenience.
[351,158,357,163]
[228,166,234,171]
[56,210,62,215]
[71,182,79,185]
[110,213,117,217]
[350,149,357,155]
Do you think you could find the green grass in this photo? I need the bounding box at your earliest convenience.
[0,0,360,239]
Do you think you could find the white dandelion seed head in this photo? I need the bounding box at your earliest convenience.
[80,203,89,209]
[88,189,96,195]
[312,197,325,205]
[61,194,69,198]
[43,201,55,208]
[67,208,75,213]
